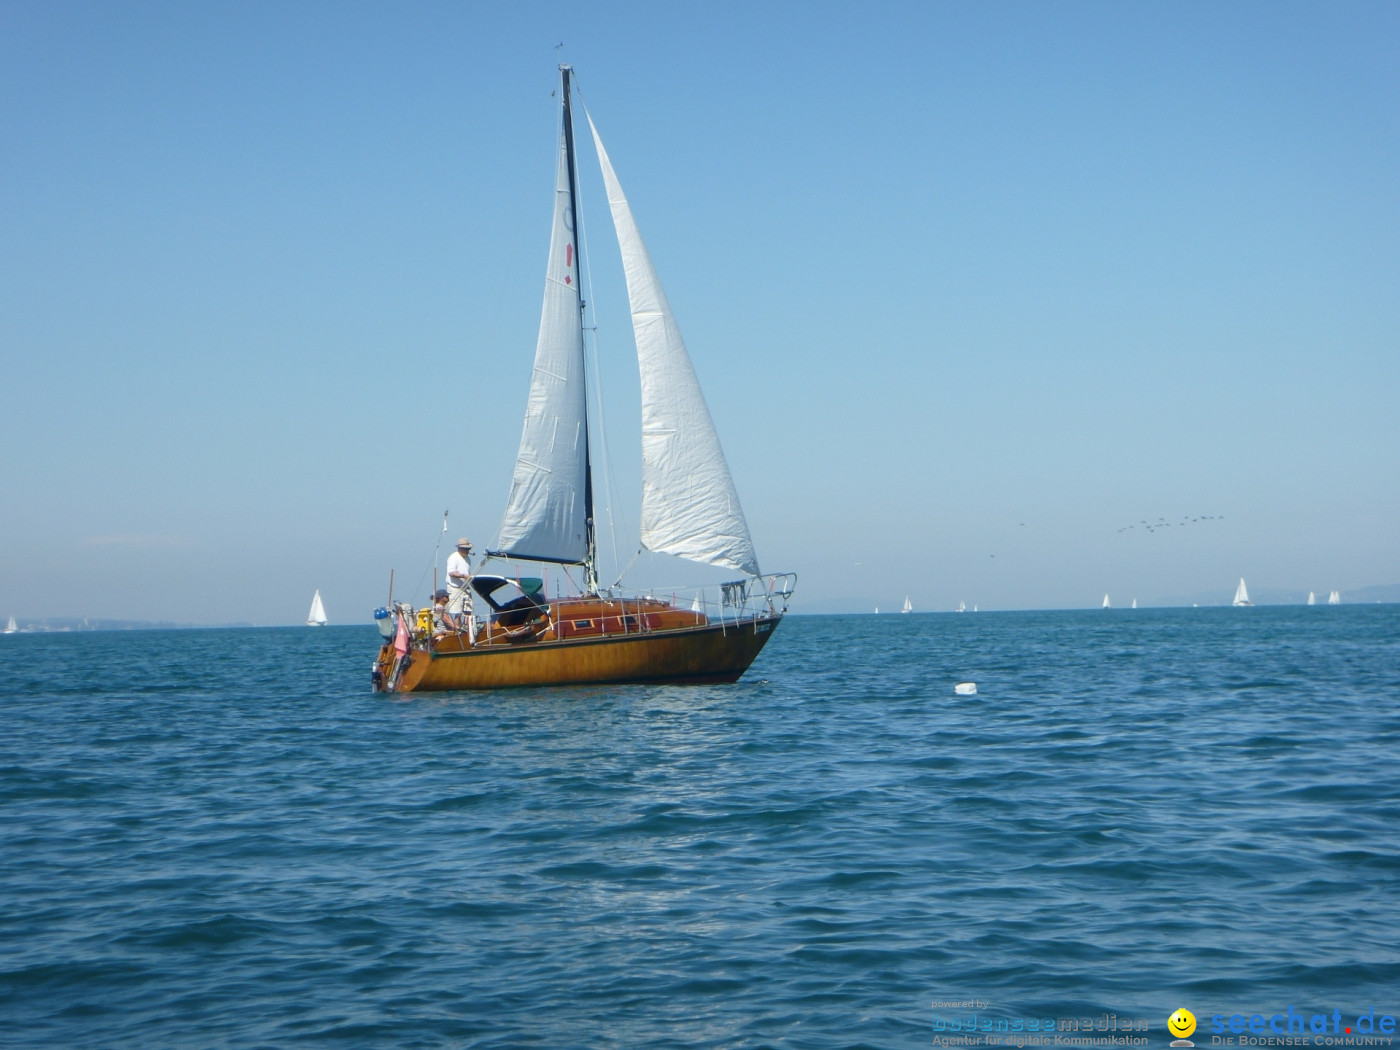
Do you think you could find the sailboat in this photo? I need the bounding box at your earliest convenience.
[1102,594,1111,609]
[1233,578,1253,607]
[306,590,328,626]
[956,600,966,613]
[1307,591,1316,605]
[3,615,16,634]
[372,67,793,693]
[1328,590,1341,605]
[1131,598,1137,609]
[901,596,912,614]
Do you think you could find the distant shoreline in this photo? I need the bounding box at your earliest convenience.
[5,602,1398,633]
[2,620,263,634]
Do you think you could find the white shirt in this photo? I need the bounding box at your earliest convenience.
[446,550,472,591]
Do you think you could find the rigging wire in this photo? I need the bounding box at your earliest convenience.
[578,200,626,588]
[613,548,643,589]
[411,510,451,606]
[572,74,629,588]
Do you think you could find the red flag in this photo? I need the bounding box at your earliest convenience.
[394,611,410,656]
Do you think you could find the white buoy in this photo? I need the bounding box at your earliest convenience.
[954,682,977,695]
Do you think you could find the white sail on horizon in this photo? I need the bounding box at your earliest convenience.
[4,615,16,634]
[307,590,327,626]
[902,596,912,614]
[1102,594,1111,609]
[1307,591,1316,605]
[1328,590,1341,605]
[1233,578,1252,606]
[586,111,761,578]
[493,103,591,568]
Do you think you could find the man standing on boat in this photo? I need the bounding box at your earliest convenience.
[445,538,476,641]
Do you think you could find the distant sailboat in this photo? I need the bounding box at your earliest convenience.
[307,590,328,626]
[901,596,912,614]
[1328,590,1341,605]
[1233,578,1253,607]
[3,615,16,634]
[874,605,879,614]
[1102,594,1111,609]
[1131,598,1137,609]
[956,600,966,613]
[1307,591,1316,605]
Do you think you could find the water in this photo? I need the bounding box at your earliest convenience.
[2,607,1398,1048]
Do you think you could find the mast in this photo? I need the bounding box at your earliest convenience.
[561,65,599,593]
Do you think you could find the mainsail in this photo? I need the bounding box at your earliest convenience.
[586,113,760,578]
[492,71,592,569]
[307,590,327,626]
[1233,578,1251,606]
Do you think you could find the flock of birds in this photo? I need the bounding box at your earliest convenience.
[1117,514,1223,535]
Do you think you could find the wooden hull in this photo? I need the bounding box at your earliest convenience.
[377,613,782,692]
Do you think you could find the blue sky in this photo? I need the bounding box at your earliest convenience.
[2,1,1396,622]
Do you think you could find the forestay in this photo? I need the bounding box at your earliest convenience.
[586,112,760,578]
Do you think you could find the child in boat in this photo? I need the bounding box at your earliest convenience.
[430,589,451,636]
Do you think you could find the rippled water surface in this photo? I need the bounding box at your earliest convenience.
[3,607,1399,1048]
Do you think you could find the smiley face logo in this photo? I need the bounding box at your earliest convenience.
[1169,1009,1197,1039]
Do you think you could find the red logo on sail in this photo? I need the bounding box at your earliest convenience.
[565,243,573,284]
